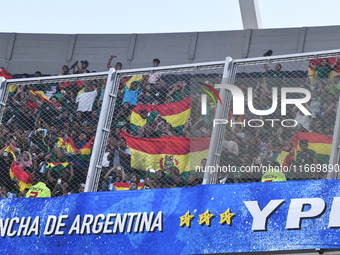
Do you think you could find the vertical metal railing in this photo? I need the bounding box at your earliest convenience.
[328,93,340,179]
[85,68,118,192]
[203,57,234,184]
[0,77,8,124]
[205,49,340,183]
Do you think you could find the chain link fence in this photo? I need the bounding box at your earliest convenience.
[1,52,340,197]
[95,63,225,191]
[0,72,109,198]
[212,52,340,184]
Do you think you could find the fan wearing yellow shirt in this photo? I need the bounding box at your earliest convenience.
[26,173,51,198]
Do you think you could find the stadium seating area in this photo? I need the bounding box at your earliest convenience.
[0,54,339,198]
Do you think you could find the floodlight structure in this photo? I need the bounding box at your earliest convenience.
[239,0,262,29]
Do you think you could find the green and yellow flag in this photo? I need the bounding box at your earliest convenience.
[46,162,70,174]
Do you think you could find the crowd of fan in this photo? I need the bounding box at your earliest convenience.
[0,60,105,197]
[99,58,213,191]
[0,57,212,198]
[219,56,339,183]
[0,54,339,198]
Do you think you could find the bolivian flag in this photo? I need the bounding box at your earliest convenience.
[9,86,17,96]
[0,67,12,80]
[10,162,33,192]
[130,97,191,133]
[60,137,94,160]
[293,132,332,165]
[29,90,61,107]
[270,146,293,166]
[114,182,144,191]
[122,131,210,173]
[0,67,15,95]
[4,145,17,161]
[46,162,70,174]
[125,75,143,88]
[271,132,332,167]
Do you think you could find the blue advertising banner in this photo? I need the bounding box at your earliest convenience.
[1,180,340,254]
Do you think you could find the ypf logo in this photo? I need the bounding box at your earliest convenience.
[201,83,311,116]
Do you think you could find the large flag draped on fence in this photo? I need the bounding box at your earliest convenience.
[121,131,210,173]
[130,97,191,133]
[10,162,33,192]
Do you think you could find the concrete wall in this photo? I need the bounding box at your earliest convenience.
[1,25,340,76]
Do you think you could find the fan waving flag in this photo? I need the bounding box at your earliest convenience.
[121,131,210,174]
[10,162,33,192]
[271,132,332,168]
[114,182,144,191]
[46,162,70,174]
[4,145,17,161]
[29,90,61,107]
[0,67,15,95]
[60,137,94,161]
[0,67,12,80]
[130,97,191,133]
[292,132,332,165]
[270,146,294,167]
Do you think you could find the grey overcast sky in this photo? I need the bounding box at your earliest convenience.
[2,0,340,34]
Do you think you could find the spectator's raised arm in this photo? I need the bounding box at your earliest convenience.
[30,93,43,107]
[69,163,74,183]
[12,86,24,105]
[183,118,191,138]
[309,61,316,70]
[121,167,127,182]
[263,62,270,72]
[47,169,54,183]
[104,166,117,181]
[291,105,298,118]
[180,81,187,100]
[107,55,114,70]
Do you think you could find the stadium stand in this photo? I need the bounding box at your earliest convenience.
[0,38,339,197]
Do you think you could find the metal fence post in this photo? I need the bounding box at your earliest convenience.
[85,68,117,192]
[0,77,7,123]
[328,93,340,179]
[203,57,234,184]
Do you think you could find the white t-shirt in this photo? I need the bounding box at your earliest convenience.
[125,147,131,155]
[222,140,239,156]
[295,112,311,131]
[76,89,98,112]
[102,150,120,168]
[148,73,161,83]
[102,151,111,168]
